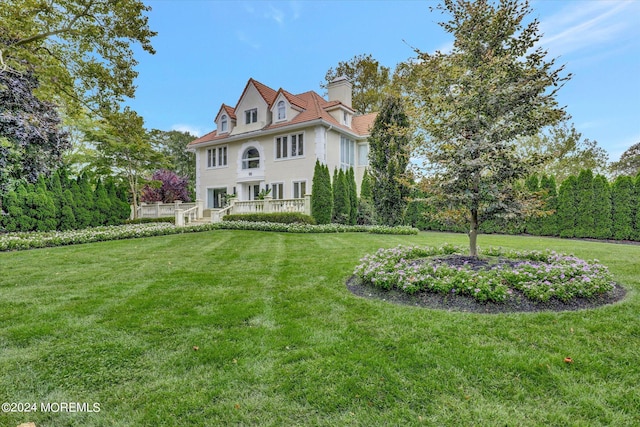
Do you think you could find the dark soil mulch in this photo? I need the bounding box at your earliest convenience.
[346,255,628,314]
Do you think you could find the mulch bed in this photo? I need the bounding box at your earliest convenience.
[346,255,628,314]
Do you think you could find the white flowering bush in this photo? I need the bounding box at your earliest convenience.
[0,221,418,252]
[353,245,614,303]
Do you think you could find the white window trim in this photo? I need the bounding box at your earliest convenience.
[292,179,308,199]
[245,108,257,124]
[276,100,286,122]
[270,182,285,199]
[340,136,355,170]
[206,145,228,169]
[274,132,305,162]
[220,115,228,133]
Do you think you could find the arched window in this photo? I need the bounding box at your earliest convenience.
[220,115,228,132]
[242,147,260,169]
[277,100,286,120]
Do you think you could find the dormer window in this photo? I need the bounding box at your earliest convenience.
[277,100,286,120]
[245,108,257,124]
[220,115,228,132]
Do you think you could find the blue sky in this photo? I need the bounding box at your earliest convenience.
[127,0,640,161]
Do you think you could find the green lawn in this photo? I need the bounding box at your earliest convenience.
[1,230,639,426]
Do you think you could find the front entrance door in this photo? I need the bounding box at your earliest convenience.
[207,188,227,208]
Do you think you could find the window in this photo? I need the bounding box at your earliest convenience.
[276,136,288,159]
[245,108,257,124]
[275,133,304,159]
[293,181,306,199]
[271,182,284,199]
[340,136,355,169]
[357,143,369,166]
[207,146,227,168]
[277,100,286,120]
[220,115,228,132]
[207,188,227,209]
[242,147,260,169]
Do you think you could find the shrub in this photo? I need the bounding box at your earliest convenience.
[311,161,333,224]
[223,213,316,224]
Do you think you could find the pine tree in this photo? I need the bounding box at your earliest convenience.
[311,160,333,224]
[574,170,594,238]
[72,174,94,228]
[539,175,558,236]
[591,174,612,239]
[332,168,350,224]
[611,175,634,240]
[105,178,131,224]
[347,167,358,225]
[557,175,577,238]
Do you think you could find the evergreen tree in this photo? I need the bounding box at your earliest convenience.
[368,95,411,226]
[59,189,77,230]
[347,167,358,225]
[311,160,333,224]
[611,176,634,240]
[574,170,594,238]
[360,169,372,201]
[94,179,112,226]
[48,170,65,228]
[72,174,94,228]
[539,175,558,236]
[332,168,350,224]
[1,190,22,231]
[591,174,612,239]
[557,175,577,238]
[524,175,542,235]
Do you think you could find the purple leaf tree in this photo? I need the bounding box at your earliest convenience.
[141,169,191,203]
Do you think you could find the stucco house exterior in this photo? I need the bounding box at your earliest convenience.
[187,77,376,220]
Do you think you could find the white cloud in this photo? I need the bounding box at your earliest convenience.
[538,1,638,57]
[264,4,285,25]
[171,124,205,137]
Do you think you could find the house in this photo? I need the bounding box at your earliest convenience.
[187,77,377,220]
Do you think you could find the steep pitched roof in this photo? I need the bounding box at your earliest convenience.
[188,78,377,147]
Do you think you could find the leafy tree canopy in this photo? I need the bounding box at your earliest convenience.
[400,0,570,256]
[610,142,640,177]
[0,69,70,193]
[517,121,609,183]
[0,0,156,115]
[322,54,391,114]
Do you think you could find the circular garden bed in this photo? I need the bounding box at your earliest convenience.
[348,244,626,313]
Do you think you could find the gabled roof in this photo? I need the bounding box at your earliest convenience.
[188,78,377,147]
[215,103,236,122]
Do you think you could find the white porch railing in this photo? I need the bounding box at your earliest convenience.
[135,201,196,219]
[211,194,311,223]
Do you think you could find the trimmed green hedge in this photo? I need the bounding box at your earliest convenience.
[223,212,316,224]
[125,217,176,225]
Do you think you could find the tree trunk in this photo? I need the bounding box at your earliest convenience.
[469,208,479,257]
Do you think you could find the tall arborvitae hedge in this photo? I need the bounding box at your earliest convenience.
[611,175,634,240]
[574,169,594,238]
[539,175,558,236]
[332,168,350,224]
[591,174,612,239]
[557,175,577,238]
[347,167,358,225]
[311,160,333,224]
[635,174,640,240]
[0,170,131,232]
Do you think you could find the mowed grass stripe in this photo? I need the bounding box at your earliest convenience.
[0,230,638,426]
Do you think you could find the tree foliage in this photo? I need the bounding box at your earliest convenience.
[0,69,70,194]
[368,95,411,226]
[401,0,569,255]
[332,168,350,224]
[0,0,156,114]
[311,161,333,225]
[140,169,191,203]
[322,54,391,114]
[611,175,635,240]
[610,142,640,178]
[517,121,609,183]
[148,129,196,195]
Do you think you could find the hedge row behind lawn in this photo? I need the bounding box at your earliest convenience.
[223,212,316,224]
[0,222,418,251]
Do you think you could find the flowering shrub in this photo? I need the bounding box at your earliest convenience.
[0,222,418,252]
[353,245,614,303]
